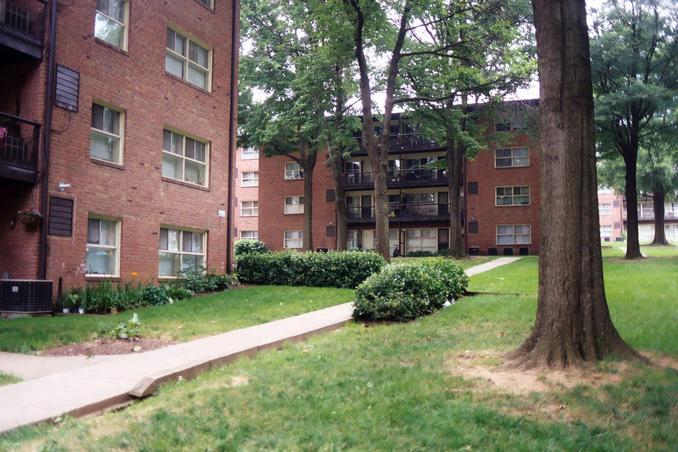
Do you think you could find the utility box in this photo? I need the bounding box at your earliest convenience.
[0,280,53,315]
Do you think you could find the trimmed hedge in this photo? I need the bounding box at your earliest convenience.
[353,260,468,322]
[235,251,386,288]
[234,239,269,256]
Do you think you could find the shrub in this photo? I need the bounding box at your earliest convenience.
[235,251,386,288]
[99,313,142,340]
[139,285,170,306]
[405,250,436,257]
[353,260,468,322]
[234,239,269,256]
[162,284,194,302]
[180,268,237,293]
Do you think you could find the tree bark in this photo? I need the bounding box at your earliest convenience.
[447,133,465,258]
[510,0,639,369]
[301,150,317,251]
[623,154,644,258]
[651,188,668,245]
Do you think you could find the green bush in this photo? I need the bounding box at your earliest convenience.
[162,284,194,302]
[234,239,269,256]
[180,268,237,293]
[235,251,386,288]
[353,260,468,322]
[99,313,142,340]
[405,250,436,257]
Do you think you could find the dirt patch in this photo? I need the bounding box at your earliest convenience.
[447,350,628,395]
[42,337,174,356]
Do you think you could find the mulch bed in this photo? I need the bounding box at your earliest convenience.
[42,338,174,356]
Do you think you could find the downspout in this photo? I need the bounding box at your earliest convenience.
[38,0,58,280]
[225,0,240,273]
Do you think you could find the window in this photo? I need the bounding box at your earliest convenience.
[406,229,437,253]
[600,225,612,238]
[467,182,478,195]
[241,201,258,216]
[284,162,304,180]
[241,172,258,187]
[95,0,128,49]
[599,203,612,215]
[347,230,360,250]
[496,186,530,206]
[162,130,208,187]
[240,230,258,240]
[496,225,531,245]
[158,227,206,277]
[165,29,211,90]
[284,230,303,249]
[468,220,479,234]
[495,148,529,168]
[196,0,214,8]
[241,147,259,160]
[284,196,304,214]
[86,217,120,276]
[91,103,123,164]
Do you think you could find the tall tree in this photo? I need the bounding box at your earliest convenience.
[396,0,535,257]
[590,0,678,258]
[511,0,638,368]
[239,0,341,251]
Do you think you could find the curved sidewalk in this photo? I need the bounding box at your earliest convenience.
[0,257,520,434]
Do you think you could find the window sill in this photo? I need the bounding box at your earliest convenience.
[284,178,304,181]
[494,203,532,208]
[241,185,259,188]
[240,214,258,218]
[91,157,124,170]
[493,165,530,169]
[94,37,129,56]
[283,212,304,215]
[162,176,210,192]
[86,275,121,282]
[165,71,212,95]
[194,0,216,13]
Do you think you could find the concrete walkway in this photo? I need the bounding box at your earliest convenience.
[0,256,520,434]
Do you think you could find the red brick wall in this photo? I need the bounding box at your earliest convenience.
[258,152,336,251]
[233,148,259,240]
[465,133,541,255]
[1,0,237,289]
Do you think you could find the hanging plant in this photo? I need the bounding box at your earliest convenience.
[17,208,44,228]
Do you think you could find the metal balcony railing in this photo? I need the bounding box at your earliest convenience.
[0,0,45,59]
[347,202,449,221]
[0,111,40,181]
[354,133,440,152]
[341,168,449,188]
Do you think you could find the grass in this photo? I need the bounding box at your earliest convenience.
[0,373,20,386]
[601,243,678,258]
[2,253,676,450]
[0,286,353,353]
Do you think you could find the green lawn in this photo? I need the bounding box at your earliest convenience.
[601,243,678,258]
[2,254,676,450]
[0,286,353,353]
[0,373,20,386]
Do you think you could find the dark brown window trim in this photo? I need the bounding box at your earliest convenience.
[162,176,210,192]
[90,157,124,171]
[94,37,129,56]
[164,71,213,96]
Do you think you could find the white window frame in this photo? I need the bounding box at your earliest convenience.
[284,230,303,249]
[241,148,259,160]
[195,0,214,9]
[241,171,259,187]
[86,216,121,278]
[495,186,530,206]
[158,227,207,278]
[284,196,304,215]
[241,201,259,217]
[90,102,124,165]
[347,230,360,250]
[240,230,258,240]
[405,228,438,253]
[165,28,212,91]
[600,225,613,238]
[599,203,612,215]
[94,0,129,50]
[162,129,210,187]
[494,147,529,168]
[496,224,532,245]
[284,162,304,180]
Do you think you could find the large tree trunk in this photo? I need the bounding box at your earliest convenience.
[623,155,643,258]
[447,135,465,258]
[301,152,317,251]
[511,0,638,369]
[651,188,668,245]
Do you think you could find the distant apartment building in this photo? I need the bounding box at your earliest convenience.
[258,102,541,256]
[624,196,678,243]
[0,0,239,292]
[233,147,259,243]
[597,189,625,242]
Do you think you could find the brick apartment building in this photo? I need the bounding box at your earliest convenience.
[257,102,541,256]
[233,146,259,242]
[0,0,239,293]
[625,196,678,244]
[597,189,625,242]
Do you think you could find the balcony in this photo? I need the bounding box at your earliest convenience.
[341,168,449,190]
[0,0,45,63]
[0,111,40,183]
[352,133,441,155]
[347,202,449,224]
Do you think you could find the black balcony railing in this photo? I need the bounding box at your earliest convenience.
[354,133,440,153]
[347,202,449,222]
[341,168,449,189]
[0,111,40,183]
[0,0,45,60]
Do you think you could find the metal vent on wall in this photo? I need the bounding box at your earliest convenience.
[55,65,80,112]
[48,196,73,236]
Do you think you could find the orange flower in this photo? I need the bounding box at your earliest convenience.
[131,272,138,279]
